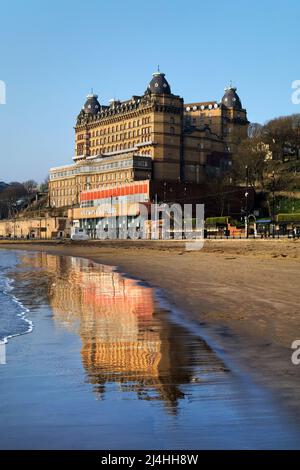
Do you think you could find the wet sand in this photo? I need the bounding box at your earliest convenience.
[1,250,300,449]
[1,239,300,422]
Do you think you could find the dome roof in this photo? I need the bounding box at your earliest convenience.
[147,71,171,95]
[83,93,101,114]
[221,86,242,109]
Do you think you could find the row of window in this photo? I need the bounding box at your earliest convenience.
[52,198,72,207]
[50,158,138,180]
[88,127,152,146]
[77,116,179,141]
[51,171,134,196]
[87,142,152,156]
[52,188,76,197]
[78,117,152,140]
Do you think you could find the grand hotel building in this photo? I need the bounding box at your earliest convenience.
[49,70,248,208]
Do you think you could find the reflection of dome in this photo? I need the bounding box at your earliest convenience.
[83,93,101,115]
[146,70,171,95]
[221,85,242,109]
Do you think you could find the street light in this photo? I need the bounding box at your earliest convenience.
[245,165,249,238]
[163,181,167,202]
[271,170,276,238]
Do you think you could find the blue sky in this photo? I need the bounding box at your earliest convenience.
[0,0,299,182]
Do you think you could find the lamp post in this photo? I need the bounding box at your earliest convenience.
[245,165,249,238]
[248,214,257,238]
[163,181,167,202]
[272,170,276,238]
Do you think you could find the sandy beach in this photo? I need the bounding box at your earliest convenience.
[1,238,300,421]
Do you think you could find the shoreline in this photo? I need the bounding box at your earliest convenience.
[1,239,300,418]
[0,253,33,346]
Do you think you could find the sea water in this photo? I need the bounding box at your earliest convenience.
[0,250,32,344]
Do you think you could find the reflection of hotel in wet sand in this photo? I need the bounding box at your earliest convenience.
[18,253,226,411]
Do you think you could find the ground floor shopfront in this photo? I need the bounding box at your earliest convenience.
[69,180,150,239]
[68,179,253,240]
[69,180,204,240]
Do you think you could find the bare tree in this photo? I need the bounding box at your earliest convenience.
[231,137,269,189]
[248,122,263,139]
[22,179,37,208]
[0,183,26,219]
[39,176,49,193]
[262,114,300,162]
[22,179,37,195]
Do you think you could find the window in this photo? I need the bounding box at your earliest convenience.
[170,127,175,134]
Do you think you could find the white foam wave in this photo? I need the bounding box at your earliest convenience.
[0,275,33,344]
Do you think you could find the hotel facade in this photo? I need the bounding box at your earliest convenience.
[49,70,248,209]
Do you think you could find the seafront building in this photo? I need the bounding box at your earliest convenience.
[49,70,248,209]
[0,71,250,240]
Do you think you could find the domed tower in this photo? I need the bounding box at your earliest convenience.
[221,84,248,151]
[146,69,171,95]
[221,85,242,109]
[74,92,101,161]
[144,69,184,181]
[83,93,101,115]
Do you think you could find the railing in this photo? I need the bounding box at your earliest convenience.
[205,232,300,240]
